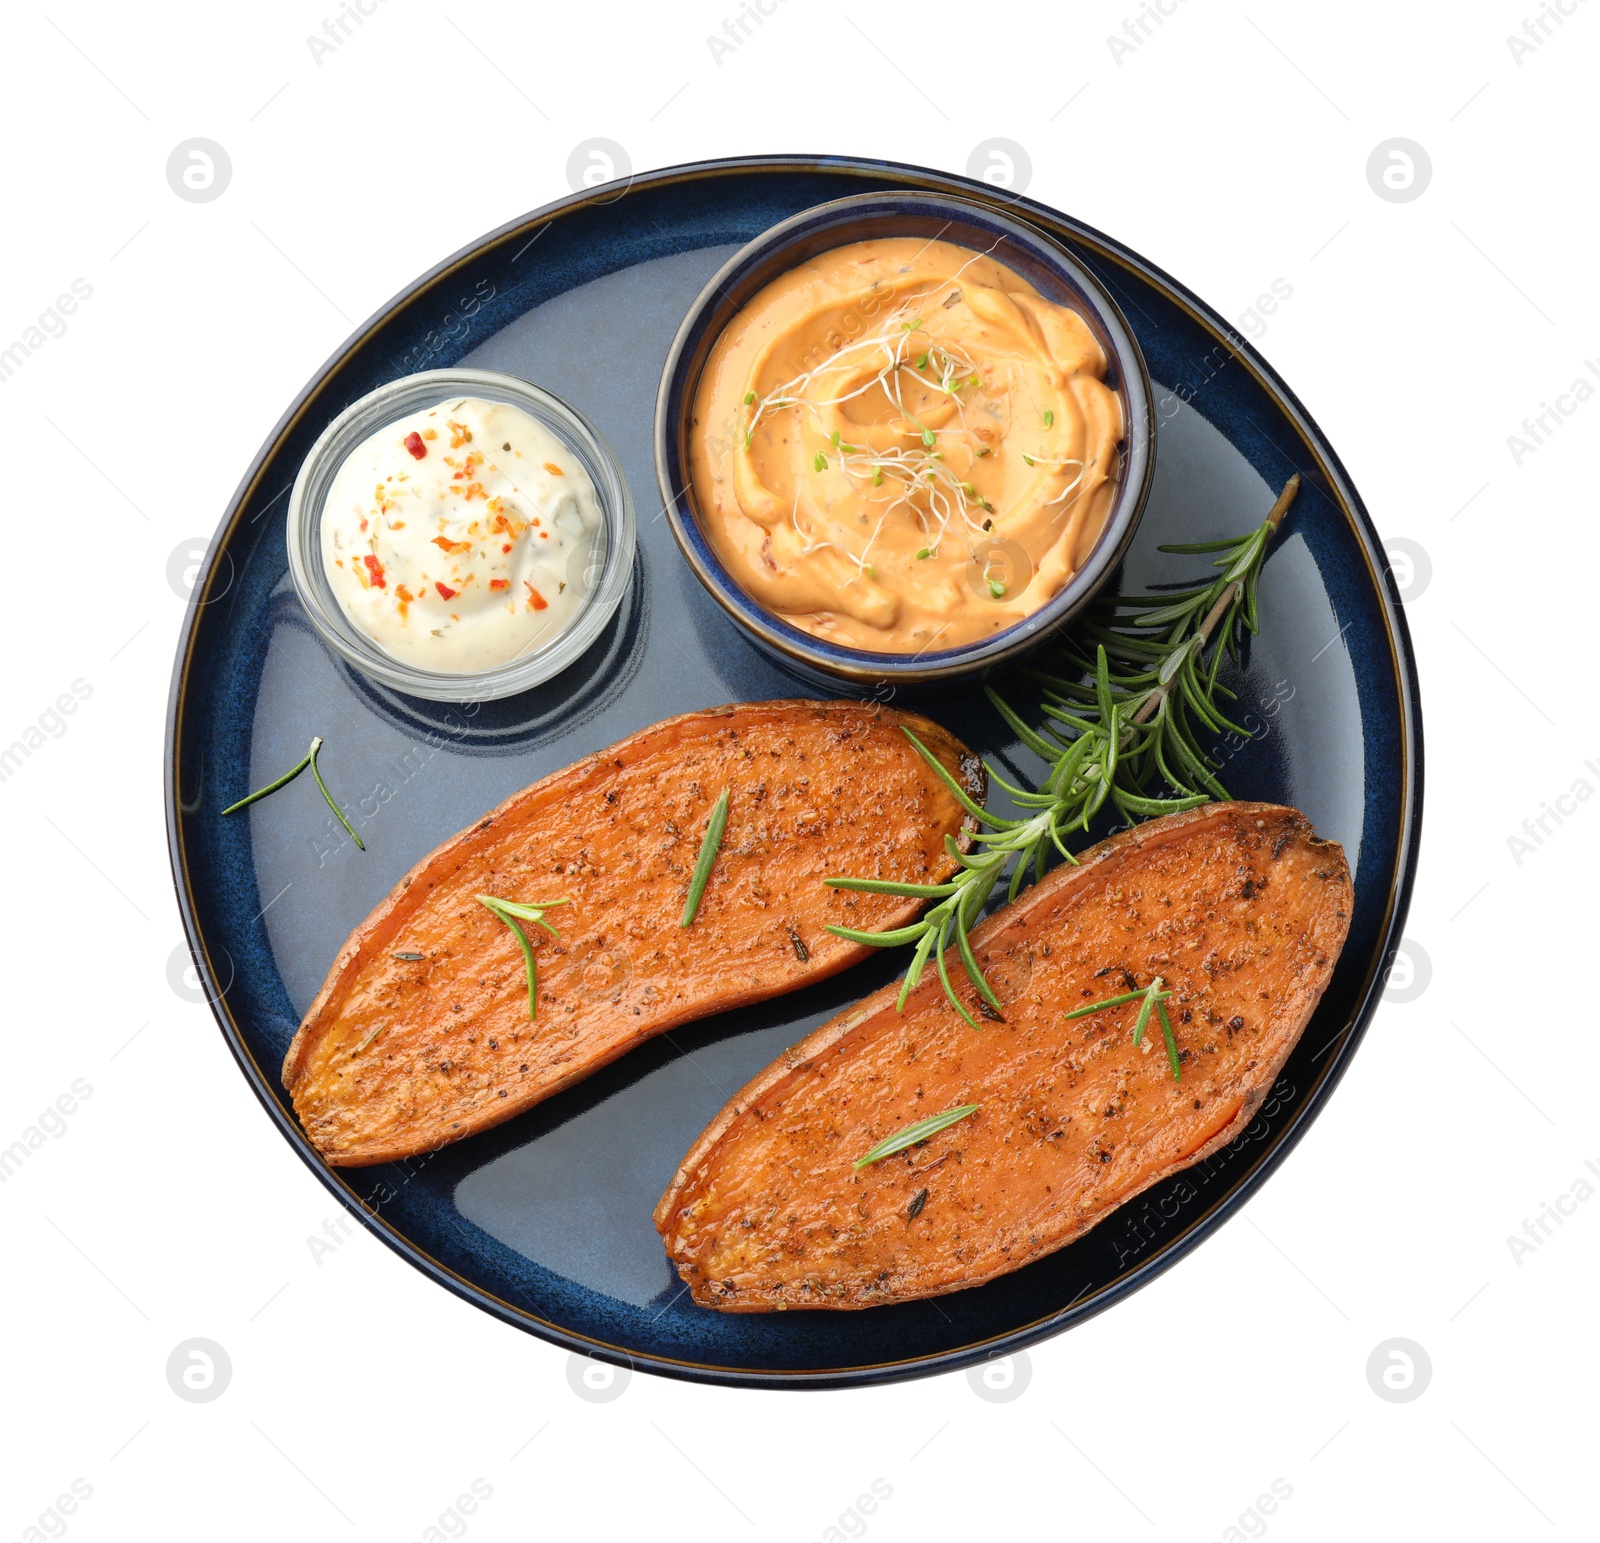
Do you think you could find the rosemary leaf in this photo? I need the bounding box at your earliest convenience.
[350,1023,386,1058]
[1156,999,1182,1081]
[220,740,315,815]
[934,929,983,1032]
[827,919,932,949]
[1158,535,1248,554]
[680,787,730,928]
[486,897,568,935]
[897,928,937,1010]
[825,876,963,899]
[1131,976,1164,1047]
[1064,988,1147,1019]
[486,903,537,1016]
[901,729,999,825]
[478,895,566,1018]
[954,911,1002,1013]
[309,738,365,850]
[853,1104,979,1171]
[984,687,1060,763]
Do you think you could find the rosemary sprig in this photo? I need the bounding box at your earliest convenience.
[1067,975,1183,1081]
[478,895,568,1018]
[680,787,730,928]
[853,1103,979,1171]
[222,734,365,851]
[824,476,1299,1023]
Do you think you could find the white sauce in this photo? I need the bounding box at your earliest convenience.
[320,397,600,673]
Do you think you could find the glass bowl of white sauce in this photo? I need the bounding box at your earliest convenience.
[286,368,634,702]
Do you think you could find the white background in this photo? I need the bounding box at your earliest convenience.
[2,2,1593,1539]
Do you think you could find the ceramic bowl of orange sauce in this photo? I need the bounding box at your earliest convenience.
[656,191,1153,694]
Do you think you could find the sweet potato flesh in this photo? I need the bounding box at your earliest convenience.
[283,701,981,1166]
[655,803,1352,1310]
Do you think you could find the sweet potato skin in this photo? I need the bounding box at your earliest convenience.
[283,700,983,1166]
[655,802,1352,1311]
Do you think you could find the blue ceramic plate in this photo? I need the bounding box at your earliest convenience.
[166,156,1421,1389]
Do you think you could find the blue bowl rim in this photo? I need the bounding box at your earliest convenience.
[164,153,1423,1391]
[653,189,1155,683]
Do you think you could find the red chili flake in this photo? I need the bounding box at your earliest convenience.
[363,554,387,588]
[501,543,512,554]
[524,582,549,611]
[435,581,457,601]
[404,431,427,460]
[489,578,510,591]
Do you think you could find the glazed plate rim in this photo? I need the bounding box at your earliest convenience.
[164,153,1422,1389]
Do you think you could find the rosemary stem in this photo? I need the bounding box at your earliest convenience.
[1130,474,1298,730]
[1262,472,1300,531]
[1187,477,1296,653]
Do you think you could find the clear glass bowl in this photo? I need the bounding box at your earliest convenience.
[286,368,635,703]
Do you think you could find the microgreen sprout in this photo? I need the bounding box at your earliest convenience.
[739,300,1006,578]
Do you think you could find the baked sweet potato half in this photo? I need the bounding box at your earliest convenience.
[283,700,983,1166]
[655,801,1351,1310]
